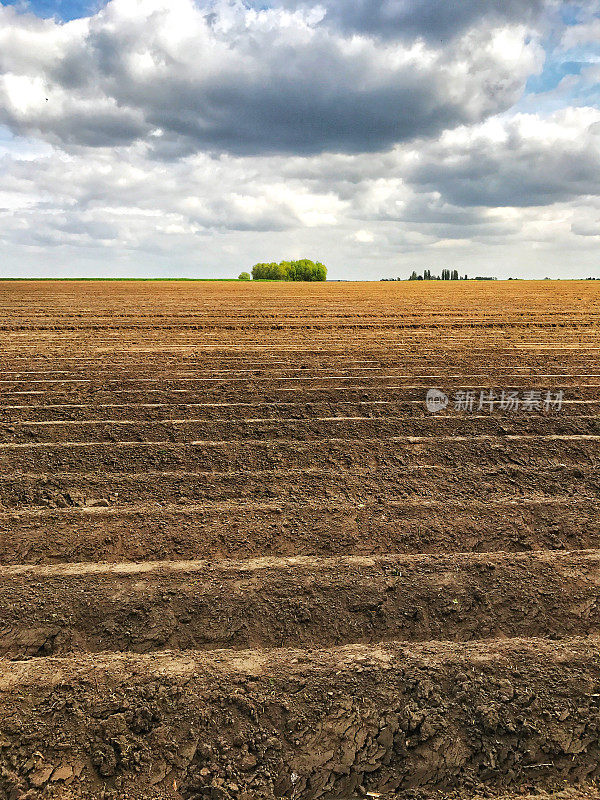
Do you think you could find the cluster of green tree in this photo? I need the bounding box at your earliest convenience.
[250,260,327,281]
[408,269,465,280]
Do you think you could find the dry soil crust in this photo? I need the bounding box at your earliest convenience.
[1,637,600,799]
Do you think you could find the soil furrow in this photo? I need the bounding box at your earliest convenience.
[0,496,598,564]
[1,636,600,798]
[0,550,599,658]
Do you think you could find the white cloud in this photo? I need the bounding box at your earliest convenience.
[402,108,600,207]
[0,0,598,278]
[0,0,543,154]
[353,229,375,243]
[561,17,600,48]
[2,106,600,278]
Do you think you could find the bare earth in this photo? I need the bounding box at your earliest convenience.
[1,279,600,799]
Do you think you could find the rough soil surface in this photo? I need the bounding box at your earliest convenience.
[2,638,600,800]
[1,279,600,799]
[0,550,600,658]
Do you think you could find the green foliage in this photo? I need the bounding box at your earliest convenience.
[238,272,252,281]
[251,262,287,280]
[251,259,327,281]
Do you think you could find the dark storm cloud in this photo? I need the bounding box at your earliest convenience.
[405,116,600,207]
[136,76,489,157]
[0,0,542,156]
[264,0,548,42]
[3,0,600,279]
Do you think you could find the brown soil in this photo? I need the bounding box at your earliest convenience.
[2,638,600,799]
[0,550,599,659]
[1,496,599,565]
[1,279,600,799]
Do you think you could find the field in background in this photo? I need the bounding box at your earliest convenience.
[1,279,600,799]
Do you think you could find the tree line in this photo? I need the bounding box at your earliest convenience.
[410,269,465,280]
[382,271,497,281]
[243,260,327,281]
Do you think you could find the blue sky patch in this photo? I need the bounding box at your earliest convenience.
[1,0,103,20]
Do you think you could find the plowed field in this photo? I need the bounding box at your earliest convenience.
[1,279,600,800]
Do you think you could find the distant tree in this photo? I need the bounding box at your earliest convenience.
[409,270,419,281]
[251,260,327,281]
[238,272,251,281]
[287,259,327,281]
[251,262,287,280]
[451,269,459,280]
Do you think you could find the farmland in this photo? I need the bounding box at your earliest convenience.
[1,279,600,799]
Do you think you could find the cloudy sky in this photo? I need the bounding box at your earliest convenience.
[0,0,599,278]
